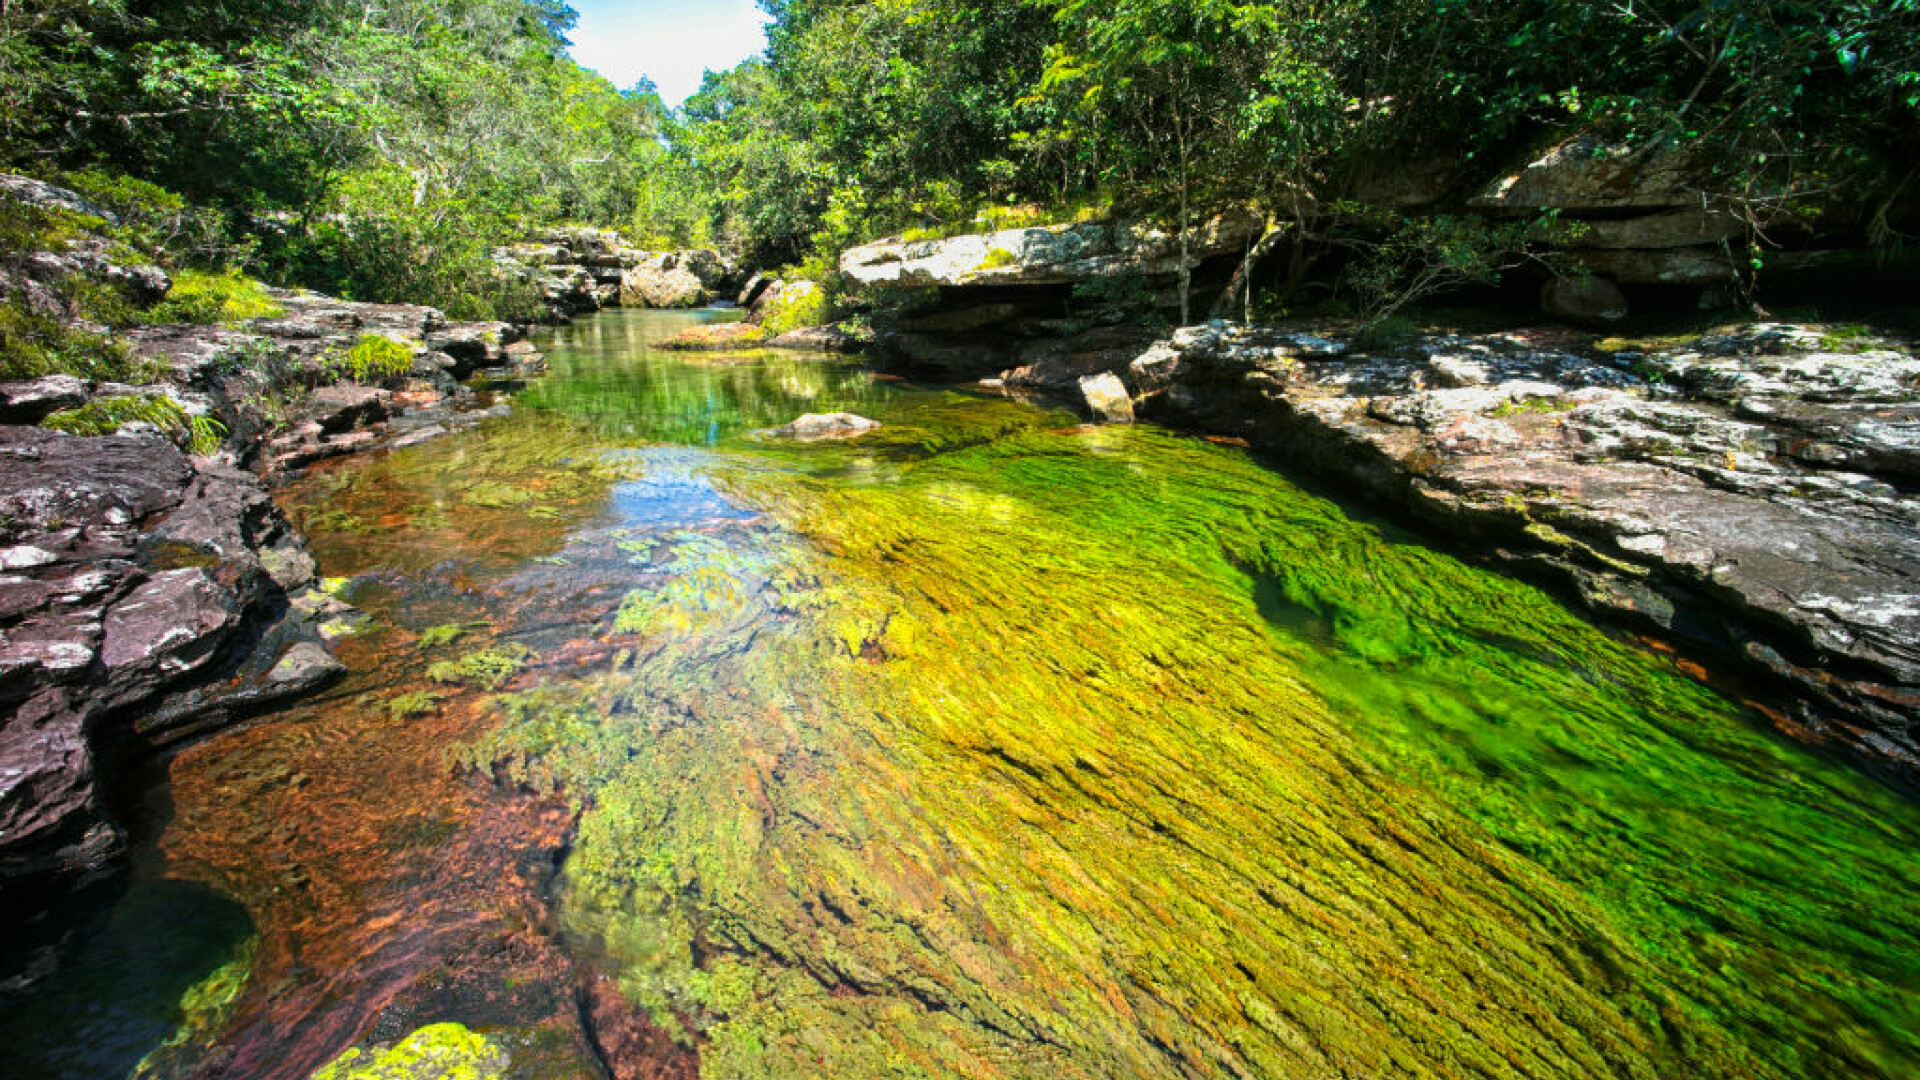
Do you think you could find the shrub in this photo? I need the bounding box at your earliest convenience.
[758,281,830,337]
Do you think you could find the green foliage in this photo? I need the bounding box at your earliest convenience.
[427,645,532,692]
[41,394,227,454]
[757,281,830,338]
[320,334,414,384]
[0,301,151,381]
[146,268,284,326]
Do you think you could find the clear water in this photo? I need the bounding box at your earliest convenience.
[8,308,1919,1080]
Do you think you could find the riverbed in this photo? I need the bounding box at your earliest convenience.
[9,308,1920,1080]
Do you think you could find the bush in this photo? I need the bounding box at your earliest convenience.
[758,280,830,337]
[146,268,285,326]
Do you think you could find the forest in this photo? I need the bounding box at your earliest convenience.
[3,0,1918,343]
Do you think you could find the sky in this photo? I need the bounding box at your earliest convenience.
[566,0,772,107]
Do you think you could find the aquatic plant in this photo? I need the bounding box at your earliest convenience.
[386,691,443,720]
[427,645,532,691]
[417,625,472,649]
[306,1023,508,1080]
[472,417,1920,1080]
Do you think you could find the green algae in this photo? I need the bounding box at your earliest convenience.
[307,1024,509,1080]
[387,690,443,720]
[427,645,532,692]
[465,410,1920,1080]
[132,937,258,1080]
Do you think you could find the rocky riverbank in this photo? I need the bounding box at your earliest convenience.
[0,174,554,899]
[985,319,1919,780]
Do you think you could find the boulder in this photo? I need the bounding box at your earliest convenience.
[768,413,882,441]
[1471,134,1700,212]
[1078,372,1136,424]
[1541,274,1629,325]
[621,260,706,308]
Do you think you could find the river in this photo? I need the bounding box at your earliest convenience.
[8,308,1920,1079]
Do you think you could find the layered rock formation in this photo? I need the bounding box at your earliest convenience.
[840,212,1263,289]
[0,426,341,890]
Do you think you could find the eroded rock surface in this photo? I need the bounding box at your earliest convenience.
[1117,321,1920,776]
[0,427,342,890]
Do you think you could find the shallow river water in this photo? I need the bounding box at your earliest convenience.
[9,308,1920,1079]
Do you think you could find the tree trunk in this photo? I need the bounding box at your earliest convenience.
[1211,222,1290,321]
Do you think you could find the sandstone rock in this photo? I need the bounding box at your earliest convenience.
[0,173,116,223]
[1576,247,1735,287]
[840,212,1263,289]
[1078,372,1135,424]
[1572,208,1743,250]
[738,272,774,308]
[767,325,864,353]
[1003,327,1161,391]
[307,384,393,434]
[1471,134,1700,212]
[769,413,882,441]
[426,322,519,378]
[269,641,348,686]
[656,322,767,351]
[621,261,706,308]
[1542,274,1629,324]
[0,375,89,424]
